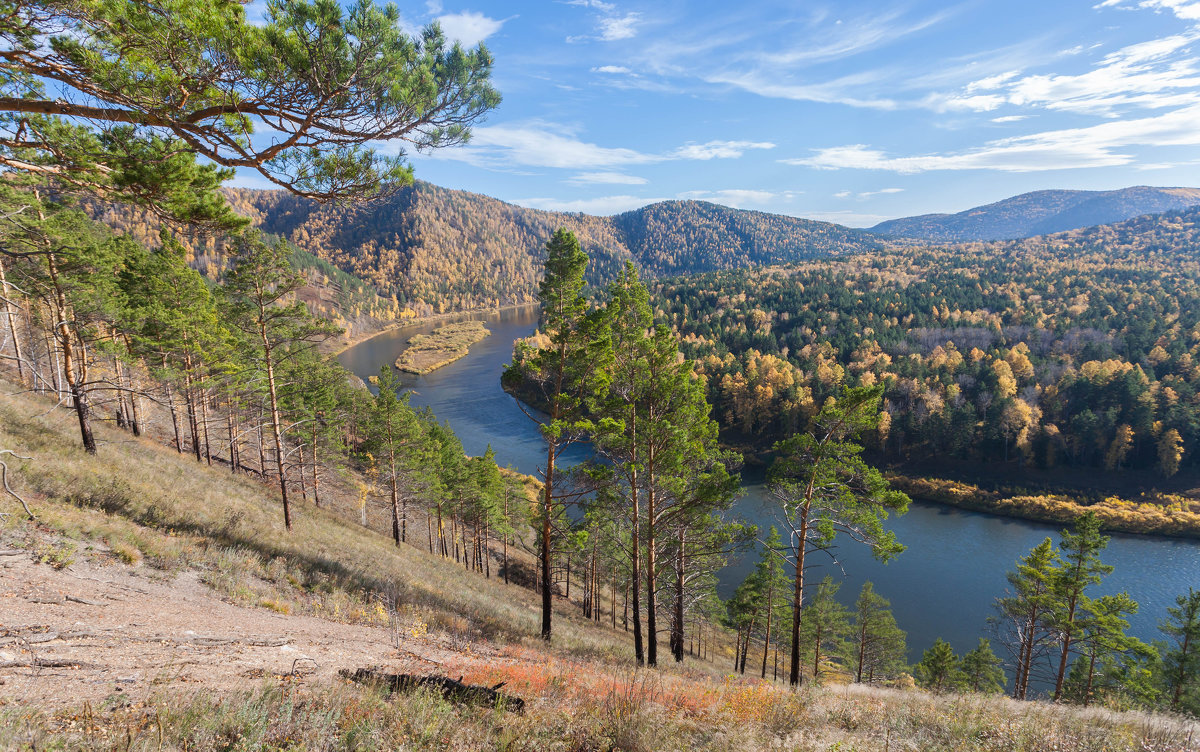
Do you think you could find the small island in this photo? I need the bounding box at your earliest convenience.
[394,320,491,374]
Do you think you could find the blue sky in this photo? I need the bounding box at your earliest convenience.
[254,0,1200,226]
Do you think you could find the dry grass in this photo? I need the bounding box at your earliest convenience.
[3,380,1200,750]
[889,474,1200,538]
[0,380,621,657]
[4,669,1199,751]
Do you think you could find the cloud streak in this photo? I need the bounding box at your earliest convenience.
[786,103,1200,172]
[432,123,775,170]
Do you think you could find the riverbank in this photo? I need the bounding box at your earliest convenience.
[395,321,491,374]
[887,474,1200,539]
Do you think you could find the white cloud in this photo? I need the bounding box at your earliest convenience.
[450,122,656,169]
[834,188,904,199]
[592,65,633,74]
[433,122,775,170]
[991,115,1028,122]
[566,2,641,43]
[705,70,900,110]
[598,13,641,41]
[565,0,616,9]
[513,195,664,214]
[939,32,1200,115]
[785,103,1200,172]
[436,11,506,46]
[670,140,776,160]
[1097,0,1200,21]
[569,172,648,184]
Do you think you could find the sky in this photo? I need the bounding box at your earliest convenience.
[245,0,1200,227]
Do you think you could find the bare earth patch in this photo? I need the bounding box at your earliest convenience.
[0,552,497,710]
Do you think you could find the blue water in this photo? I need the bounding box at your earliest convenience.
[340,305,1200,662]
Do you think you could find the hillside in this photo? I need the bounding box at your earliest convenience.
[222,182,885,312]
[871,186,1200,241]
[655,205,1200,503]
[3,381,1198,750]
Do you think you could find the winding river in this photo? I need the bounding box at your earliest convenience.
[340,305,1200,663]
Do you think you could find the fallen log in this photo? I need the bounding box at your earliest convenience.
[339,668,525,713]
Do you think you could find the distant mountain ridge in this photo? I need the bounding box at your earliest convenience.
[871,186,1200,242]
[222,182,885,312]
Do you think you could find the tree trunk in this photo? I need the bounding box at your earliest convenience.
[259,334,292,531]
[673,527,686,662]
[646,457,658,667]
[0,259,27,386]
[762,574,774,679]
[541,439,556,641]
[790,507,811,686]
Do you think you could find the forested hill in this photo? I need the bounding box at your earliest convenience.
[655,204,1200,480]
[871,185,1200,242]
[221,182,885,312]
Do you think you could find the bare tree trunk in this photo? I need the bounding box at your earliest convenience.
[199,389,213,465]
[0,259,27,386]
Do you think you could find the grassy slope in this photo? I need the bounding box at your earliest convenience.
[2,381,1198,751]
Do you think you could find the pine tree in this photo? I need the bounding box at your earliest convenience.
[367,366,424,546]
[503,228,608,642]
[222,235,339,530]
[995,537,1059,700]
[851,581,908,684]
[768,385,909,685]
[959,638,1006,694]
[1063,592,1146,707]
[797,576,851,683]
[1051,511,1114,700]
[915,638,959,693]
[1160,587,1200,714]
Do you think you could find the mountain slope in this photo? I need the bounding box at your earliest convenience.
[871,186,1200,241]
[225,182,884,312]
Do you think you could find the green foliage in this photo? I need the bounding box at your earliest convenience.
[1160,587,1200,714]
[851,581,908,684]
[0,0,500,216]
[654,210,1200,479]
[797,576,851,683]
[915,638,959,693]
[959,638,1006,694]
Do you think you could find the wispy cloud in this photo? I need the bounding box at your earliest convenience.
[835,188,904,199]
[670,140,776,160]
[934,32,1200,115]
[631,5,956,110]
[1096,0,1200,21]
[592,65,633,74]
[436,11,507,46]
[566,1,641,42]
[568,171,648,185]
[786,103,1200,172]
[597,13,641,41]
[431,122,775,170]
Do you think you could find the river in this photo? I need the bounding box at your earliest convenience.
[340,305,1200,663]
